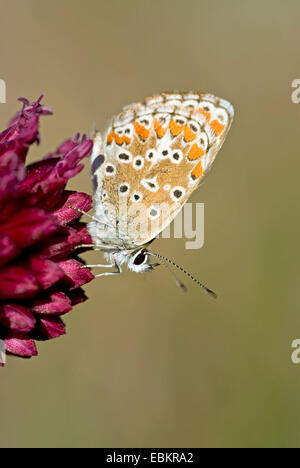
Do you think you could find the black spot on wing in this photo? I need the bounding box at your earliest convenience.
[91,154,104,174]
[119,153,130,161]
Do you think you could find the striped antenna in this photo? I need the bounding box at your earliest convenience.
[149,251,217,298]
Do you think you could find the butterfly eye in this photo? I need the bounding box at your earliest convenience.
[133,250,148,266]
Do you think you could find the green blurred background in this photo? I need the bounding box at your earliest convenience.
[0,0,300,448]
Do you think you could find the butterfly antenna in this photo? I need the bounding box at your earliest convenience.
[149,252,217,298]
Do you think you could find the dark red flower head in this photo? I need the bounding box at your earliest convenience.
[0,95,94,364]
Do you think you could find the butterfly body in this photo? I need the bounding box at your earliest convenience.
[87,92,234,279]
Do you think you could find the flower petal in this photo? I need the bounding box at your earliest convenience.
[18,158,57,196]
[32,290,72,315]
[0,153,25,221]
[1,95,52,163]
[68,288,88,306]
[36,316,66,340]
[0,304,36,333]
[0,208,58,249]
[30,136,93,200]
[53,191,92,226]
[0,153,26,190]
[29,256,65,290]
[39,224,93,260]
[58,259,94,289]
[0,265,39,299]
[0,233,18,267]
[46,136,93,184]
[5,337,38,357]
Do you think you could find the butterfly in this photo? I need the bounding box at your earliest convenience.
[81,92,234,296]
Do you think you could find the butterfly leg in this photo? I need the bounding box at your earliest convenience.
[67,206,112,229]
[95,263,122,278]
[80,253,122,277]
[74,243,97,250]
[80,263,115,269]
[95,271,121,278]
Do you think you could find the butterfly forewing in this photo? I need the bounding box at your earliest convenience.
[91,92,234,248]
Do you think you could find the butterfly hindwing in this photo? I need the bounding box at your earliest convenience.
[91,92,234,248]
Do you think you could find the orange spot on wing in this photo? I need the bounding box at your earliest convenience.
[188,143,205,160]
[210,119,225,136]
[192,161,203,179]
[184,125,197,142]
[107,131,115,144]
[114,134,123,145]
[114,135,131,145]
[154,118,167,139]
[134,121,150,141]
[198,108,211,121]
[169,119,184,137]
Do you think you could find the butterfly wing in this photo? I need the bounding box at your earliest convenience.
[91,92,234,248]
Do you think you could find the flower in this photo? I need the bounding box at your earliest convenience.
[0,95,94,364]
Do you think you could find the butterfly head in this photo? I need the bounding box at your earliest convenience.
[126,248,157,273]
